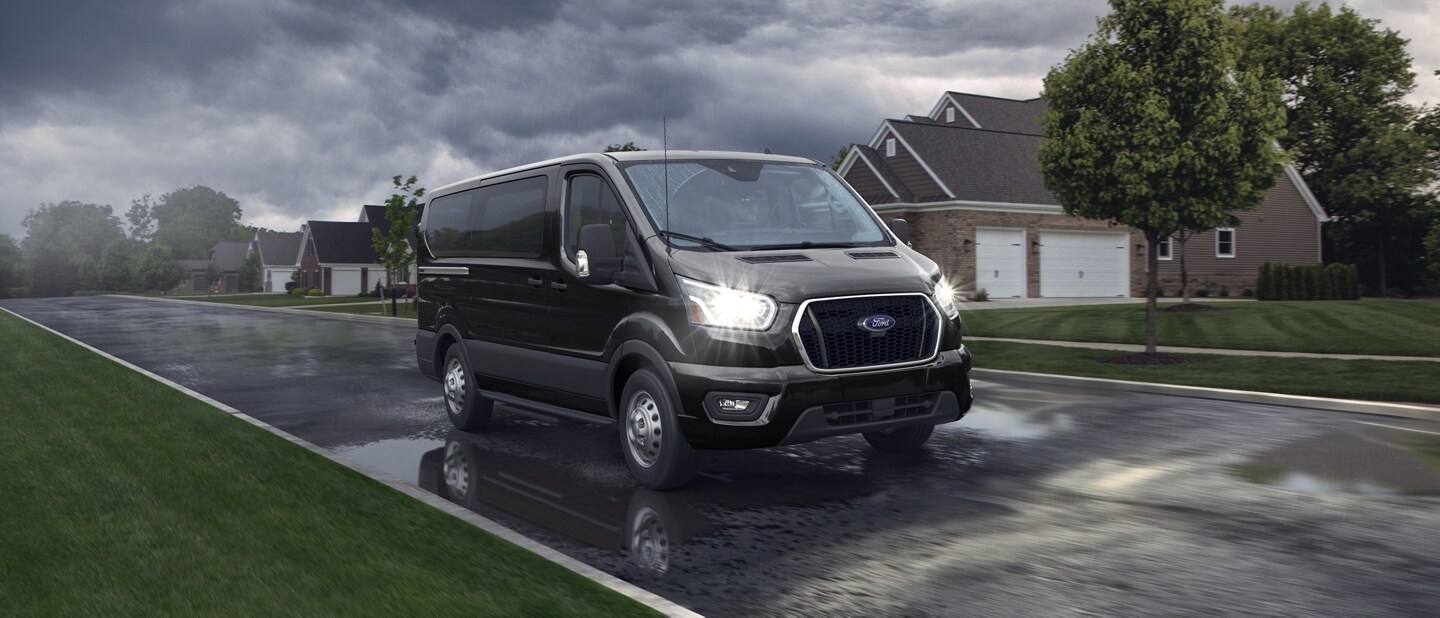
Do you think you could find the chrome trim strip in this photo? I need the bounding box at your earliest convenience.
[789,292,943,375]
[708,396,782,427]
[419,266,469,275]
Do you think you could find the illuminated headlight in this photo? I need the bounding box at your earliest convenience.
[677,276,778,330]
[933,276,960,319]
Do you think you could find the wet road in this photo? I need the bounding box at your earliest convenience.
[6,295,1440,616]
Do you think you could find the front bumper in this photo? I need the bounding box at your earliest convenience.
[670,345,973,449]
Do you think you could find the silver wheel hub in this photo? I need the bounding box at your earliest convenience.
[626,391,663,468]
[444,358,466,413]
[443,442,470,498]
[631,506,670,573]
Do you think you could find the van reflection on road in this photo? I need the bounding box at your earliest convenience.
[417,430,885,577]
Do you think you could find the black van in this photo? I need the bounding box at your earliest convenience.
[414,151,972,489]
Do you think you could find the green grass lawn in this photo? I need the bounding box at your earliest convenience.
[149,292,376,307]
[0,310,656,617]
[963,298,1440,357]
[968,339,1440,404]
[303,300,419,318]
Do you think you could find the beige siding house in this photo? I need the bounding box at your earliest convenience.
[839,92,1329,298]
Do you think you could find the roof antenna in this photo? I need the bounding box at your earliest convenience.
[664,115,671,257]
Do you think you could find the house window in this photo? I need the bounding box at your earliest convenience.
[946,107,956,123]
[1216,228,1235,258]
[1157,236,1172,261]
[885,138,896,157]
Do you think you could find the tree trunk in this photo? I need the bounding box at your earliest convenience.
[1377,222,1388,296]
[1179,234,1190,304]
[1145,229,1160,354]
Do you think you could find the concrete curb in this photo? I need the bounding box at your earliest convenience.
[973,368,1440,422]
[114,294,413,326]
[1,305,701,618]
[966,336,1440,363]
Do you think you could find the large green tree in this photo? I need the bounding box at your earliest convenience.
[137,186,244,260]
[137,245,183,292]
[238,250,262,293]
[0,234,22,297]
[1039,0,1285,355]
[1231,2,1437,294]
[98,238,144,292]
[372,175,425,314]
[21,201,125,297]
[603,142,645,152]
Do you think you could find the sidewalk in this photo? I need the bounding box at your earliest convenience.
[957,297,1252,311]
[967,336,1440,363]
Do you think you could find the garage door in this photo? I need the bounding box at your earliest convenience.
[975,229,1026,298]
[1039,231,1129,297]
[330,268,363,296]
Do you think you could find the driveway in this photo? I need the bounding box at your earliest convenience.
[4,295,1438,616]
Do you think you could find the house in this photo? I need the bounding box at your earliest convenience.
[837,91,1330,298]
[294,205,416,296]
[178,241,250,291]
[251,230,303,293]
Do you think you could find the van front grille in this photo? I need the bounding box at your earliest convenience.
[794,294,940,372]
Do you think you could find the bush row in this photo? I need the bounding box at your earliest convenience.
[289,287,324,297]
[1257,262,1359,301]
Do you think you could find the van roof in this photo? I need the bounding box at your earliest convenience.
[428,150,821,198]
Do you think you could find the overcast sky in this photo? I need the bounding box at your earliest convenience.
[1,0,1436,240]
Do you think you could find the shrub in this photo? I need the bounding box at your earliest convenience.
[284,281,297,292]
[972,288,989,302]
[1256,262,1271,300]
[1154,287,1165,297]
[290,287,307,297]
[307,288,323,296]
[1195,287,1210,298]
[1219,287,1230,297]
[1242,288,1254,297]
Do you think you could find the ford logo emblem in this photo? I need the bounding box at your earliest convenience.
[858,314,896,332]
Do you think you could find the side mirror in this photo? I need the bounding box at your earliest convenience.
[578,224,621,284]
[888,218,909,245]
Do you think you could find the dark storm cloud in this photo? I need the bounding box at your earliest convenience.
[0,0,1116,238]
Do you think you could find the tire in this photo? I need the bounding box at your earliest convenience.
[619,368,698,490]
[441,345,492,432]
[863,423,935,452]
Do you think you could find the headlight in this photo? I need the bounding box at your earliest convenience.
[933,276,959,319]
[676,276,778,330]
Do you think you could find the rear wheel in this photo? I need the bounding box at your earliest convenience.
[619,368,698,490]
[442,345,492,431]
[863,423,935,452]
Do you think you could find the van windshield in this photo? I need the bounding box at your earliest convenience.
[618,160,891,251]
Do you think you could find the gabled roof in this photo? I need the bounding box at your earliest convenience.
[210,241,250,272]
[929,92,1046,135]
[179,259,208,272]
[307,221,382,265]
[850,144,912,204]
[359,204,386,224]
[888,120,1059,206]
[254,230,303,267]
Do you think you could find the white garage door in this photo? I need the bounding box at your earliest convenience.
[1040,231,1129,297]
[975,229,1026,298]
[330,268,363,296]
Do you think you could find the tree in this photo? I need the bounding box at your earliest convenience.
[0,234,22,297]
[125,194,157,243]
[138,245,182,292]
[149,186,243,259]
[1231,3,1438,294]
[831,145,852,171]
[238,250,262,293]
[71,254,99,291]
[372,175,425,315]
[21,200,125,297]
[1039,0,1285,355]
[604,142,644,152]
[204,260,219,291]
[99,238,143,292]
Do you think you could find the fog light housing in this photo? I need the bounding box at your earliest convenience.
[704,392,770,423]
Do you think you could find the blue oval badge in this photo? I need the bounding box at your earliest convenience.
[858,314,896,332]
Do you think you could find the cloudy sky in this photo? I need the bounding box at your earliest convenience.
[1,0,1436,240]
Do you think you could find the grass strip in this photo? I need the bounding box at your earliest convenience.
[0,310,656,617]
[302,302,419,318]
[963,298,1440,357]
[968,339,1440,405]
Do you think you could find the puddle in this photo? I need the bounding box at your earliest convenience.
[958,386,1095,440]
[1234,421,1440,496]
[334,437,445,484]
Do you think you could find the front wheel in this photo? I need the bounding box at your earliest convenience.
[863,423,935,452]
[442,345,492,432]
[619,368,698,490]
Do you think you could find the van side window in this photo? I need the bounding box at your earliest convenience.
[426,175,548,258]
[565,174,628,262]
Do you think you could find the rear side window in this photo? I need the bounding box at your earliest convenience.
[425,175,548,258]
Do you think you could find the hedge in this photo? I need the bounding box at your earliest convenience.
[1257,262,1360,301]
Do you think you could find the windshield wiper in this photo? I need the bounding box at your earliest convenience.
[658,231,738,251]
[746,241,864,251]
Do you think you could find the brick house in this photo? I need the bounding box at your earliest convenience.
[295,205,416,296]
[838,92,1330,298]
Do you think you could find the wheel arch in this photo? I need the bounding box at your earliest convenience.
[606,340,678,420]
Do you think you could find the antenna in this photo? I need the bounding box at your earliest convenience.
[664,115,671,256]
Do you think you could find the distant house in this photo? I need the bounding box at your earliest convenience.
[251,230,303,293]
[295,205,417,296]
[838,91,1330,298]
[178,241,249,292]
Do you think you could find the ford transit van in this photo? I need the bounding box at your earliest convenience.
[414,151,972,489]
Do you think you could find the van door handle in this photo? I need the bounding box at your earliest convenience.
[551,280,568,291]
[527,276,543,287]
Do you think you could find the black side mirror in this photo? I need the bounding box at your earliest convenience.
[888,218,909,245]
[578,224,622,284]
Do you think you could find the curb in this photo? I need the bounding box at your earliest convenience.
[966,336,1440,363]
[1,305,701,618]
[114,295,414,326]
[972,368,1440,422]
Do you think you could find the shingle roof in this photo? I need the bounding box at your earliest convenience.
[851,144,912,204]
[308,221,381,265]
[255,230,303,267]
[887,120,1060,206]
[210,241,251,272]
[943,92,1047,135]
[360,204,387,224]
[179,259,208,272]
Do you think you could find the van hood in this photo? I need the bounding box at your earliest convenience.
[660,243,940,304]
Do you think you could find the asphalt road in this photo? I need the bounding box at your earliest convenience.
[6,295,1439,616]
